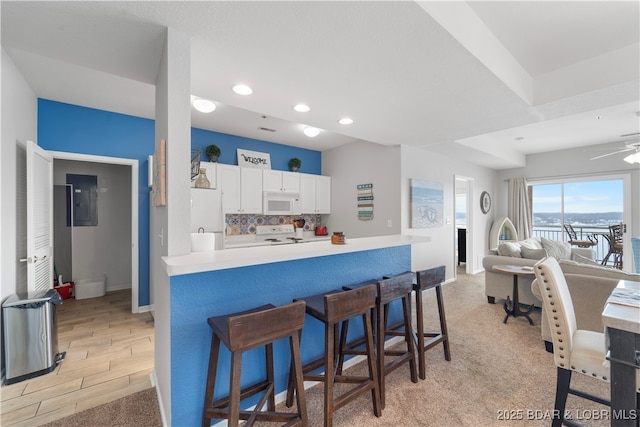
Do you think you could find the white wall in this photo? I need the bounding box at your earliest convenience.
[401,145,497,275]
[53,160,132,290]
[322,140,497,280]
[322,140,402,238]
[1,48,37,300]
[151,27,191,427]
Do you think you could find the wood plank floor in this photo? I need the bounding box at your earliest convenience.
[1,290,155,426]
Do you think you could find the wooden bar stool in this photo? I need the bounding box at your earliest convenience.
[414,266,451,380]
[203,301,308,427]
[340,273,417,408]
[286,286,381,427]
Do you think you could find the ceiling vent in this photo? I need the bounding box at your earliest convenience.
[258,127,276,132]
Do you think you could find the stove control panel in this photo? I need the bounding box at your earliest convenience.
[256,224,294,236]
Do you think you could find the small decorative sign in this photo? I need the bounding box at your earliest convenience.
[357,183,374,221]
[237,149,271,169]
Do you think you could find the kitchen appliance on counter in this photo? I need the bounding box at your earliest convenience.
[293,218,305,239]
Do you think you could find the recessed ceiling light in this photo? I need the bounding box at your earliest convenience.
[293,104,310,113]
[232,84,253,95]
[192,98,216,113]
[338,117,353,125]
[303,127,320,137]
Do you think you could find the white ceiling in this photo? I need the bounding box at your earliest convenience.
[2,1,639,169]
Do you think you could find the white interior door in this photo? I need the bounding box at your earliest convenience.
[26,140,54,293]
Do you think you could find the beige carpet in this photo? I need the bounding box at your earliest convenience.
[41,388,161,427]
[43,270,611,427]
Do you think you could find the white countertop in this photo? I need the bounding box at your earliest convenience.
[602,279,640,334]
[163,234,431,276]
[224,232,330,249]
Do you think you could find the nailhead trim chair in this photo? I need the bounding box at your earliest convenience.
[533,257,640,427]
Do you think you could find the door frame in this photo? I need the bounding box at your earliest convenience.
[50,151,140,313]
[454,175,474,277]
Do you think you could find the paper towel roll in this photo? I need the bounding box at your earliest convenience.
[191,232,216,252]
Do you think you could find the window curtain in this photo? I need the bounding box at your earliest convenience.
[508,177,532,240]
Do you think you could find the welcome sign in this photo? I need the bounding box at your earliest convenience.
[237,149,271,169]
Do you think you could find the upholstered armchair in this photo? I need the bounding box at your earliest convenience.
[532,257,639,427]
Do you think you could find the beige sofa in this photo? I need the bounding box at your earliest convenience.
[483,237,594,307]
[532,259,640,352]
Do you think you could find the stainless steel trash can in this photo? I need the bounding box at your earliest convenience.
[2,289,65,384]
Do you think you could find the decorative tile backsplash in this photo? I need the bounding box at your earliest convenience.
[225,214,322,236]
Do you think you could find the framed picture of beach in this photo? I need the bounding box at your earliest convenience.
[410,179,443,228]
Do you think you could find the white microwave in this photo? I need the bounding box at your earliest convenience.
[263,192,302,215]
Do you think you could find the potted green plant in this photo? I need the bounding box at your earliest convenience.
[205,144,221,162]
[288,157,302,172]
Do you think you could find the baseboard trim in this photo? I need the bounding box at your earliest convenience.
[106,284,132,293]
[150,369,168,427]
[208,336,406,426]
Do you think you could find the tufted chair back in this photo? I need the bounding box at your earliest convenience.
[533,257,577,370]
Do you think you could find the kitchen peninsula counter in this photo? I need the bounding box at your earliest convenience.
[163,234,430,276]
[161,233,430,426]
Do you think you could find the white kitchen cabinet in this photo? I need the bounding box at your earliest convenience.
[218,164,240,213]
[240,167,263,213]
[300,173,331,214]
[218,164,263,214]
[315,175,331,214]
[262,170,300,193]
[190,161,217,188]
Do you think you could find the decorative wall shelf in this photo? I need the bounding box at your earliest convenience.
[489,217,518,250]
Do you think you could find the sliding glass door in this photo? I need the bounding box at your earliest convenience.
[530,176,626,266]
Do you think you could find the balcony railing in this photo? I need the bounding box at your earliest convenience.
[532,225,613,265]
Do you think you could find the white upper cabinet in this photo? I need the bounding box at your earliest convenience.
[299,173,331,214]
[218,165,263,213]
[263,170,300,193]
[190,161,217,188]
[218,164,240,213]
[240,167,263,213]
[315,175,331,214]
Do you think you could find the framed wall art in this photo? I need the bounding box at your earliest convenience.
[152,139,166,207]
[410,179,443,228]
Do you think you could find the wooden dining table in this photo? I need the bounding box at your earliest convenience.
[602,279,640,427]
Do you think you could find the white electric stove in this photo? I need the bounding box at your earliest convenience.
[225,224,329,249]
[255,224,302,245]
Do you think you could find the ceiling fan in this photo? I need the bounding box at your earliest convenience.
[590,141,640,164]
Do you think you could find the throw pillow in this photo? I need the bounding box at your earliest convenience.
[521,247,546,260]
[541,237,571,261]
[572,253,601,266]
[519,237,543,250]
[497,242,521,257]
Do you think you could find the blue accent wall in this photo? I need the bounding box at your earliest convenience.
[170,245,410,426]
[37,99,323,307]
[38,99,154,306]
[192,127,321,174]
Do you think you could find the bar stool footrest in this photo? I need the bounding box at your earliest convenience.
[209,379,270,409]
